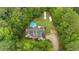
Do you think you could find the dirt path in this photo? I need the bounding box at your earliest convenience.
[39,11,60,51]
[46,30,59,51]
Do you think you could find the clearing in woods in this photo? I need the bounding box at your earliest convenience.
[33,11,60,51]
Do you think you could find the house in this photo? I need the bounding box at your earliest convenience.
[25,11,52,40]
[25,21,46,40]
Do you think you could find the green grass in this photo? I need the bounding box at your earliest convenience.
[34,20,54,34]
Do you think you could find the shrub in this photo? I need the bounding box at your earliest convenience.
[0,26,16,50]
[18,39,53,51]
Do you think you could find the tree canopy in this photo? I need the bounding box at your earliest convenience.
[0,7,79,51]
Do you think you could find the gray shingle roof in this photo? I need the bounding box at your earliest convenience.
[26,26,45,39]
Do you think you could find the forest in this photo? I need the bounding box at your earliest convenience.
[0,7,79,51]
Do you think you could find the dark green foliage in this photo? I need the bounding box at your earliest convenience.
[0,19,8,27]
[0,7,53,51]
[50,8,79,50]
[20,39,53,51]
[1,7,79,51]
[73,7,79,14]
[0,26,16,50]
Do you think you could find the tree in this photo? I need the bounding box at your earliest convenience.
[0,21,16,50]
[21,39,53,51]
[50,8,79,50]
[73,7,79,14]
